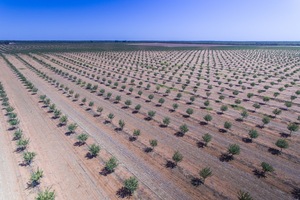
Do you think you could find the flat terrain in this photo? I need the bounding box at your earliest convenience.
[0,44,299,199]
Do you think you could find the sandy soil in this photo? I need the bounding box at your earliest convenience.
[0,47,299,200]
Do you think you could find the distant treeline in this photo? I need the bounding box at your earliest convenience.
[1,40,300,46]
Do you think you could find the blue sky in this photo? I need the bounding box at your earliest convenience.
[0,0,299,41]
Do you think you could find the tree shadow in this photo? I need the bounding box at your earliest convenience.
[114,127,122,132]
[15,147,26,153]
[85,152,95,159]
[57,123,66,127]
[268,147,280,155]
[253,169,266,178]
[144,147,153,153]
[144,117,152,121]
[256,124,264,129]
[219,129,227,133]
[99,167,113,176]
[159,124,167,128]
[191,177,203,187]
[129,136,136,142]
[165,160,176,169]
[219,153,233,162]
[279,132,290,138]
[242,137,252,143]
[19,162,29,167]
[74,141,84,147]
[104,120,111,124]
[235,118,243,122]
[174,132,184,137]
[199,121,207,125]
[291,187,300,200]
[8,127,16,131]
[116,187,132,198]
[26,181,40,189]
[197,141,205,148]
[182,114,190,118]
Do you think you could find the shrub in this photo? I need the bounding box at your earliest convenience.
[77,133,89,145]
[36,188,55,200]
[199,167,213,183]
[275,139,288,152]
[202,133,212,146]
[88,144,101,157]
[124,177,138,195]
[105,157,118,173]
[228,144,240,156]
[172,151,183,165]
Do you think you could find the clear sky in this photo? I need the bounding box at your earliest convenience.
[0,0,299,41]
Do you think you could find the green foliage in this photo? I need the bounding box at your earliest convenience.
[172,103,179,110]
[134,104,141,111]
[77,133,89,145]
[287,122,299,135]
[224,121,232,129]
[220,105,228,113]
[147,110,156,119]
[125,100,132,107]
[107,113,115,122]
[199,167,213,182]
[241,110,248,119]
[14,129,23,140]
[272,109,281,117]
[202,133,212,146]
[36,188,55,200]
[261,162,274,174]
[59,115,68,125]
[119,120,125,130]
[252,103,260,110]
[23,151,36,165]
[162,117,170,127]
[262,116,270,126]
[68,123,78,133]
[105,157,118,173]
[248,129,258,140]
[186,108,194,116]
[179,124,189,134]
[17,138,30,151]
[88,144,101,157]
[133,129,140,137]
[237,190,253,200]
[172,151,183,164]
[203,114,212,122]
[158,98,165,105]
[228,144,240,156]
[30,168,43,186]
[124,177,138,194]
[149,139,158,148]
[275,139,288,151]
[54,109,61,118]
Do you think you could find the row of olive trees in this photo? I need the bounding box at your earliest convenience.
[0,59,55,200]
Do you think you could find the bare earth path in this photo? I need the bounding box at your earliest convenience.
[0,57,109,200]
[0,113,24,200]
